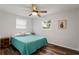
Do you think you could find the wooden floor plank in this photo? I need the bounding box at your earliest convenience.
[0,43,79,55]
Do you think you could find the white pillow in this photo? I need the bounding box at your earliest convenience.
[25,33,31,35]
[12,33,23,37]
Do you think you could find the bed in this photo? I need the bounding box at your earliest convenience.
[11,35,48,55]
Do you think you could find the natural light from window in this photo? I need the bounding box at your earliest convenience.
[16,18,26,29]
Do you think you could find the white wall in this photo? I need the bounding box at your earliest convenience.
[77,10,79,50]
[33,9,79,51]
[0,10,33,38]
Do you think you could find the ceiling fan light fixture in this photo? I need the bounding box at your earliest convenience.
[32,12,37,16]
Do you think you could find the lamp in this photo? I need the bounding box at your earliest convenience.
[32,12,37,16]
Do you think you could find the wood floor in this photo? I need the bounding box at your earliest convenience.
[0,44,79,55]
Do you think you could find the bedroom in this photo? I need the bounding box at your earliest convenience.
[0,4,79,55]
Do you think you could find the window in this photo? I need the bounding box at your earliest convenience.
[16,18,26,29]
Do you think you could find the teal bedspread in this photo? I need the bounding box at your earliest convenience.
[11,35,48,55]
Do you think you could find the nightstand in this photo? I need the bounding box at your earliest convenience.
[1,37,10,48]
[0,39,1,48]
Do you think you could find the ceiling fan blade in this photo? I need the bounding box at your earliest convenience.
[38,11,47,13]
[32,4,37,11]
[29,14,32,16]
[37,12,41,17]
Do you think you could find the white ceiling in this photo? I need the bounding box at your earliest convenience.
[0,4,79,17]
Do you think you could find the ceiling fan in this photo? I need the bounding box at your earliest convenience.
[29,4,47,17]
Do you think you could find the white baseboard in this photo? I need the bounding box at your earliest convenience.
[48,42,79,51]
